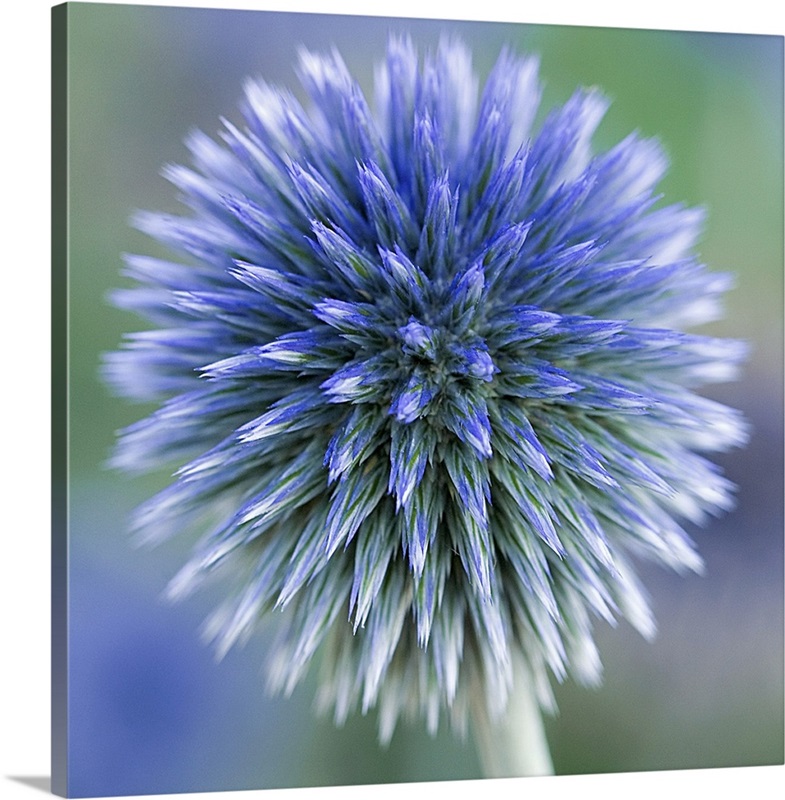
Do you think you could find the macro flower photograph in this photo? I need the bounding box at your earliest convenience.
[51,2,783,797]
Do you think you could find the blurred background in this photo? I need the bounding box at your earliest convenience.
[61,4,783,796]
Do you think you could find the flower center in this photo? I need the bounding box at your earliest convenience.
[390,317,496,423]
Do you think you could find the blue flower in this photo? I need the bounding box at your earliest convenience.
[106,37,747,741]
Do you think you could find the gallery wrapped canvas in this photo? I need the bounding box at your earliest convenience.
[51,2,783,797]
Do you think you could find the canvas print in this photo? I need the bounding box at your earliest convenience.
[51,3,784,797]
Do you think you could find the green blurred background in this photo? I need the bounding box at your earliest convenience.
[60,3,783,795]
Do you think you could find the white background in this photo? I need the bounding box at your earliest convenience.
[1,1,782,799]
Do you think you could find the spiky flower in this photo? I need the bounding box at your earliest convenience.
[107,37,746,742]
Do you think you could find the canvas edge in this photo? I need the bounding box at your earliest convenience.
[51,3,70,797]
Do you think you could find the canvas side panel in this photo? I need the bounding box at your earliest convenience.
[51,4,69,797]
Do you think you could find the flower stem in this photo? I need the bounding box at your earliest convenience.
[471,663,554,779]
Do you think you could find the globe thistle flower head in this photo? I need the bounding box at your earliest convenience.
[107,36,747,741]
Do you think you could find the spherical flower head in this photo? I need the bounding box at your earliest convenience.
[106,36,747,740]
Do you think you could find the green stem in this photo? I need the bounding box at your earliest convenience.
[472,662,554,779]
